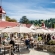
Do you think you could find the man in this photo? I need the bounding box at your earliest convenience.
[47,34,51,43]
[25,38,30,49]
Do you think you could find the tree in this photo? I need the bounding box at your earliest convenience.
[30,20,34,24]
[6,16,17,22]
[20,16,29,24]
[39,20,42,24]
[6,16,10,21]
[9,19,17,22]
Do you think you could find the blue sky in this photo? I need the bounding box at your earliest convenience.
[2,0,55,21]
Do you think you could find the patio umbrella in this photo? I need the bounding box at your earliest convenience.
[54,29,55,33]
[0,27,4,34]
[36,28,48,34]
[2,26,32,33]
[47,29,54,34]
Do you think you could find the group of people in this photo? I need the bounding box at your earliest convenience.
[21,35,34,49]
[35,34,51,44]
[1,33,54,50]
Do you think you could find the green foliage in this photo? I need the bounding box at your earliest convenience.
[19,16,55,28]
[8,19,17,22]
[20,16,29,24]
[48,40,55,45]
[6,16,10,21]
[6,16,17,22]
[6,16,55,28]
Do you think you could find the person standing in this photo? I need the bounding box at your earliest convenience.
[47,34,51,43]
[25,37,30,49]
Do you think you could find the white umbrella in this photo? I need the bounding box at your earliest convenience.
[53,29,55,33]
[47,29,53,34]
[0,27,4,34]
[2,26,32,33]
[36,28,48,34]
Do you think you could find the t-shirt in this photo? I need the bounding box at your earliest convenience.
[38,36,42,41]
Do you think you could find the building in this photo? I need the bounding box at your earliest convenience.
[0,6,19,28]
[0,6,6,21]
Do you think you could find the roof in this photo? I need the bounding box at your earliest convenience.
[20,23,26,27]
[0,21,19,28]
[0,6,6,14]
[49,28,54,31]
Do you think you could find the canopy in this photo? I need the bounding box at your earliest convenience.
[0,27,4,34]
[47,29,54,34]
[2,26,32,33]
[36,28,48,34]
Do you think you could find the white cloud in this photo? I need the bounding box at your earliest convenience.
[52,2,55,4]
[2,1,55,21]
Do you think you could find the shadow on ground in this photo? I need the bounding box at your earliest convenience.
[15,48,30,55]
[0,48,30,55]
[0,51,9,55]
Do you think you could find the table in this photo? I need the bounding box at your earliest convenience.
[15,43,19,52]
[4,45,12,55]
[37,44,43,50]
[0,45,4,53]
[0,44,12,55]
[15,42,25,52]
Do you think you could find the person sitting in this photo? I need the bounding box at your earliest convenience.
[2,37,8,45]
[29,36,34,48]
[38,35,43,45]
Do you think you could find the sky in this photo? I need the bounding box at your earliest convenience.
[2,0,55,21]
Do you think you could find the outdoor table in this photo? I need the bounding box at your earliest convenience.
[0,44,12,55]
[15,42,25,52]
[0,44,4,53]
[4,45,12,55]
[15,43,20,52]
[37,44,43,50]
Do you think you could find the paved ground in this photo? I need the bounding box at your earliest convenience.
[22,49,55,55]
[0,48,55,55]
